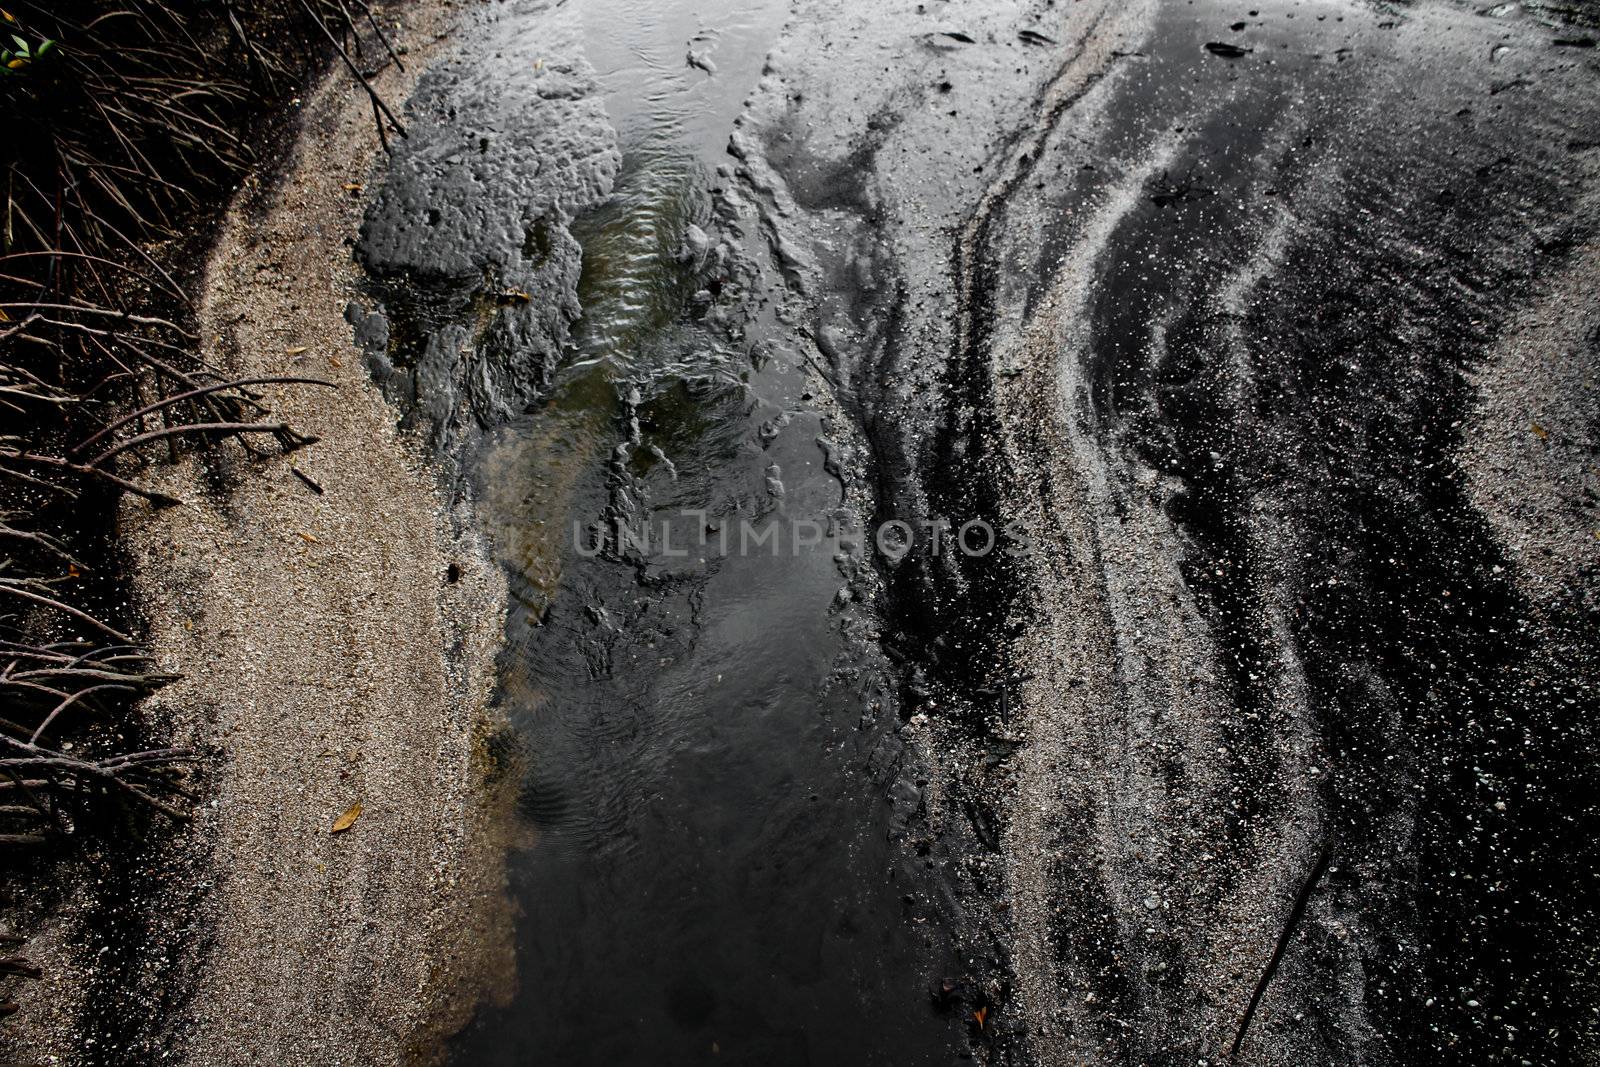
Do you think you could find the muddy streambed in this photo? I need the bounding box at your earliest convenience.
[347,0,1600,1064]
[356,0,965,1063]
[452,0,960,1062]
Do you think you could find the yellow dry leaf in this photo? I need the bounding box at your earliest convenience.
[0,308,10,321]
[296,531,319,544]
[329,354,343,369]
[342,182,363,193]
[973,1006,988,1029]
[285,345,309,356]
[331,801,362,834]
[1531,422,1549,440]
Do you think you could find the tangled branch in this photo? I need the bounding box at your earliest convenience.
[0,637,190,841]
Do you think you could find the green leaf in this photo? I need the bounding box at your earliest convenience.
[33,39,50,57]
[9,35,24,51]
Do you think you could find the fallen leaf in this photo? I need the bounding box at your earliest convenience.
[331,801,362,834]
[1204,41,1252,57]
[973,1006,989,1029]
[1531,422,1549,440]
[342,182,363,193]
[296,531,319,544]
[497,288,533,305]
[329,354,343,368]
[285,345,309,356]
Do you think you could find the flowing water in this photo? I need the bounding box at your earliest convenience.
[446,0,960,1062]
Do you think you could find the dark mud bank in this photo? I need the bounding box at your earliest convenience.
[353,1,619,455]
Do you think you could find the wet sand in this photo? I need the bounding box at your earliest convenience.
[135,8,515,1062]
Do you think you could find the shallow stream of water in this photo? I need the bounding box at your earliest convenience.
[447,1,959,1062]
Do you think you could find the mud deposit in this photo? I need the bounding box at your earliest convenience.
[353,0,1600,1063]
